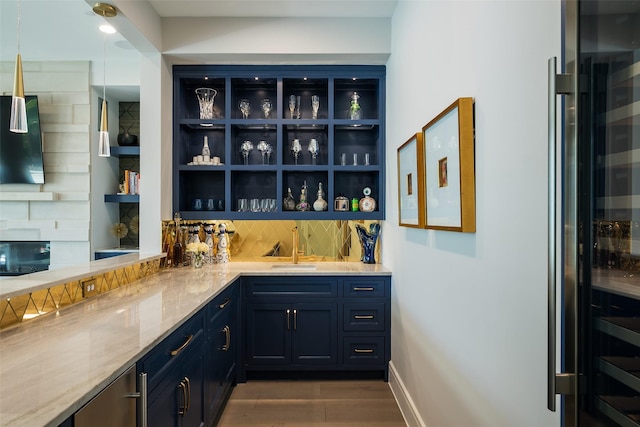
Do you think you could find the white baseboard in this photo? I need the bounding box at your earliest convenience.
[389,360,426,427]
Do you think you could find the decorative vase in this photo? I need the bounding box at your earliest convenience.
[313,182,328,211]
[193,253,204,268]
[355,223,380,264]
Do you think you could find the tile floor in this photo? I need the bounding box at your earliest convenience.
[217,379,407,426]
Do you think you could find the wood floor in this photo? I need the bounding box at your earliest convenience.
[217,379,407,426]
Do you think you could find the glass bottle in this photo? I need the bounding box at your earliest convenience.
[349,91,361,120]
[296,181,310,211]
[201,135,211,158]
[172,213,183,267]
[283,187,296,211]
[313,182,328,211]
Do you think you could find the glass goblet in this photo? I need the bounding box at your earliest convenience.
[266,143,273,165]
[311,95,320,120]
[261,98,272,119]
[257,140,269,165]
[239,99,250,119]
[291,139,302,165]
[240,140,253,165]
[289,95,296,119]
[308,138,319,165]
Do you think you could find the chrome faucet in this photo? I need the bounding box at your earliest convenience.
[292,226,299,264]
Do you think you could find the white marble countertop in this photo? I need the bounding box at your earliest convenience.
[0,261,390,427]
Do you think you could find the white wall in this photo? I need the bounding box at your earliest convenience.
[0,61,96,267]
[384,1,561,426]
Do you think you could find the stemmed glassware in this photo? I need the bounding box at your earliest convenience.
[239,99,250,119]
[311,95,320,120]
[291,139,302,165]
[289,95,296,119]
[261,98,272,119]
[266,143,273,164]
[308,138,319,165]
[240,140,253,165]
[257,140,269,165]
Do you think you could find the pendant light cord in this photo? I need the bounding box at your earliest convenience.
[103,32,106,100]
[16,0,20,52]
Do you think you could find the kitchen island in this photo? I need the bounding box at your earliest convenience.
[0,260,390,427]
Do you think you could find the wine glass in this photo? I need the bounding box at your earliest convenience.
[291,139,302,165]
[289,95,296,119]
[257,140,269,165]
[308,138,319,165]
[239,99,250,119]
[266,143,273,165]
[240,140,253,165]
[311,95,320,120]
[261,98,272,119]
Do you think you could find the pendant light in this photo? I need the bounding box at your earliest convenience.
[10,0,27,134]
[93,3,117,157]
[98,32,110,157]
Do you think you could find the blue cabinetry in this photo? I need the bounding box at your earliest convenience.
[172,65,386,220]
[138,281,239,427]
[242,275,390,379]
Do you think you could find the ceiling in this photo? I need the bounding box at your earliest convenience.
[1,0,398,63]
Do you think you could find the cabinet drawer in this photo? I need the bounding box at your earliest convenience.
[343,279,387,298]
[140,311,205,390]
[343,303,385,331]
[343,337,386,365]
[209,283,238,325]
[245,277,338,299]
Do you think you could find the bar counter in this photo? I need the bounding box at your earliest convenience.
[0,260,390,426]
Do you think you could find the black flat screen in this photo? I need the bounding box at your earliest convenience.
[0,95,45,184]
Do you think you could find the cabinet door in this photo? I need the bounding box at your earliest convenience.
[246,303,291,365]
[291,303,338,365]
[207,305,236,423]
[147,339,205,427]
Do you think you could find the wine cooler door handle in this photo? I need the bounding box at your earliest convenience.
[547,56,576,412]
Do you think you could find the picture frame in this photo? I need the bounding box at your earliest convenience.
[422,97,475,232]
[397,132,425,228]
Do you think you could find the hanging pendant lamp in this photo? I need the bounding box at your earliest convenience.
[10,0,27,134]
[94,3,117,157]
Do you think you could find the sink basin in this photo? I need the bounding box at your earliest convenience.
[270,264,317,271]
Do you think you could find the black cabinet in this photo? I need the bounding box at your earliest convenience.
[172,65,386,220]
[242,275,390,379]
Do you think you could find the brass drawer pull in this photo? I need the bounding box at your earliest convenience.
[219,298,231,309]
[354,348,375,353]
[354,315,375,319]
[170,334,193,356]
[222,325,231,351]
[353,287,374,291]
[178,380,187,416]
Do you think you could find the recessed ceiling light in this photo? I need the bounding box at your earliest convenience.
[99,24,116,34]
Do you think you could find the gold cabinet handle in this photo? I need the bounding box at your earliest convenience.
[178,380,187,416]
[222,325,231,351]
[354,348,375,353]
[170,334,193,356]
[286,309,291,330]
[184,376,191,412]
[293,309,298,331]
[219,298,231,309]
[353,287,374,291]
[354,315,374,319]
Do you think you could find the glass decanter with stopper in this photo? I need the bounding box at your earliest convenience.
[349,91,361,120]
[313,182,328,211]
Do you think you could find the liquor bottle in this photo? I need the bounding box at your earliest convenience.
[202,135,211,158]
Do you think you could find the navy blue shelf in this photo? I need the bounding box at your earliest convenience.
[110,146,140,157]
[173,65,386,221]
[105,194,139,203]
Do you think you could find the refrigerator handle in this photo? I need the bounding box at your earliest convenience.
[547,56,576,412]
[123,371,147,426]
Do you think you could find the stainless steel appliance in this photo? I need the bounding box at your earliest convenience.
[74,364,147,427]
[549,1,640,425]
